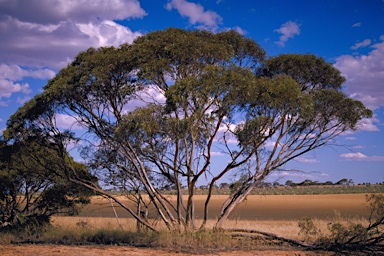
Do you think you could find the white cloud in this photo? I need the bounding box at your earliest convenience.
[211,151,225,156]
[355,117,380,132]
[0,64,55,101]
[122,85,166,113]
[16,96,31,105]
[295,157,320,163]
[0,0,146,25]
[0,64,55,81]
[0,0,145,69]
[340,152,384,161]
[0,17,142,69]
[335,36,384,110]
[274,21,301,47]
[76,20,142,48]
[352,22,362,27]
[351,39,371,50]
[54,114,84,131]
[232,26,247,35]
[270,170,329,180]
[342,117,380,135]
[0,79,31,99]
[0,3,144,105]
[165,0,223,31]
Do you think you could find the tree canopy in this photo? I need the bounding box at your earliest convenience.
[3,28,372,231]
[0,135,96,231]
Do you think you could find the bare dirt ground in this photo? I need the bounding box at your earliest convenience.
[0,244,333,256]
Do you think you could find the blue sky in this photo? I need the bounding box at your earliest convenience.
[0,0,383,185]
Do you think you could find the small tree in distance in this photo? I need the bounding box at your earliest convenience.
[4,28,372,232]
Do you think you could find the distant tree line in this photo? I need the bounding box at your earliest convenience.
[284,178,354,187]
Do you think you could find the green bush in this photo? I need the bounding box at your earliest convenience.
[298,216,319,241]
[304,194,384,252]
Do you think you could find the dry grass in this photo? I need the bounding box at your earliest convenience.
[0,194,374,250]
[51,216,138,231]
[49,214,369,245]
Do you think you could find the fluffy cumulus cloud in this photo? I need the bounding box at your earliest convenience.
[165,0,223,31]
[355,117,380,132]
[0,0,146,68]
[340,152,384,161]
[0,64,56,104]
[0,0,145,104]
[0,64,55,81]
[335,36,384,110]
[0,0,146,25]
[274,21,301,47]
[0,79,30,100]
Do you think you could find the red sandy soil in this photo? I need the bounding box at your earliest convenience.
[0,244,333,256]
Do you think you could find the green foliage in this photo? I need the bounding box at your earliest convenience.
[327,222,368,245]
[298,216,319,240]
[3,28,372,231]
[302,194,384,252]
[0,138,96,233]
[258,53,346,91]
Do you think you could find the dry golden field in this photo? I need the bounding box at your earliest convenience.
[72,194,370,239]
[0,194,374,255]
[80,194,369,220]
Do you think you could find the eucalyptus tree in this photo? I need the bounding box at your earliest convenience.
[4,28,371,232]
[0,135,95,231]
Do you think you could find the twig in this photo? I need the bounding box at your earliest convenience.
[108,197,123,231]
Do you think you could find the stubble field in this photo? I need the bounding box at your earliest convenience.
[79,193,369,220]
[0,194,373,255]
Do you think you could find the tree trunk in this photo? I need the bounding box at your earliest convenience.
[215,182,256,229]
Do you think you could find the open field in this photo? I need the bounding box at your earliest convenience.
[80,194,370,220]
[63,194,371,243]
[0,194,378,255]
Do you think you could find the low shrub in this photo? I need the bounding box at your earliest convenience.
[298,216,319,241]
[298,194,384,252]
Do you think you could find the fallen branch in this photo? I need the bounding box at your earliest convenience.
[225,228,314,248]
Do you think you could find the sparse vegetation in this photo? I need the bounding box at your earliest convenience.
[297,194,384,252]
[1,193,383,254]
[298,216,319,240]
